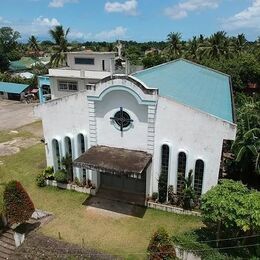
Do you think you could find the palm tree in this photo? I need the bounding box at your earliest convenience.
[233,128,260,174]
[167,32,183,59]
[233,33,247,55]
[201,31,233,59]
[49,25,70,67]
[28,35,40,57]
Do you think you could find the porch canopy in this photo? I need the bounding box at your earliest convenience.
[73,145,152,175]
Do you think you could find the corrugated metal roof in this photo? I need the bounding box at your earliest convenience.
[0,82,29,94]
[132,59,234,123]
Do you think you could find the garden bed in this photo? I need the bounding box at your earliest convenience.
[45,180,96,195]
[146,201,201,216]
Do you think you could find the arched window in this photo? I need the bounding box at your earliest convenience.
[177,152,186,195]
[64,136,72,156]
[52,139,61,171]
[158,144,169,202]
[78,134,85,155]
[194,159,204,196]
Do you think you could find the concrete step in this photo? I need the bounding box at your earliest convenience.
[0,230,16,260]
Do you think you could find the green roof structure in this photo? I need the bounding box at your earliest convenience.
[133,59,234,123]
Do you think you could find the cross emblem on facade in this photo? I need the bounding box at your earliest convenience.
[110,107,133,132]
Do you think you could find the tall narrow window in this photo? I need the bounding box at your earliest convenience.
[194,159,204,196]
[65,137,72,156]
[158,144,169,202]
[78,134,85,154]
[177,152,186,195]
[52,139,61,171]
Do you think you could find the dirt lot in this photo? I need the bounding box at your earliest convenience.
[0,100,39,131]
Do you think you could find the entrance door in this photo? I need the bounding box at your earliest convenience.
[100,172,146,194]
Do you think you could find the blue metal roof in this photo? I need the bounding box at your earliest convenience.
[132,59,234,123]
[0,82,29,94]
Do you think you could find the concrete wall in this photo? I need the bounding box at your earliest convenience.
[67,53,115,71]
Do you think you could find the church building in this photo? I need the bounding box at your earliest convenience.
[35,51,237,204]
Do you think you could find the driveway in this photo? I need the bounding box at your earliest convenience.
[0,100,39,130]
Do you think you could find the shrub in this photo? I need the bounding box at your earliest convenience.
[36,174,46,187]
[158,171,168,203]
[201,179,260,247]
[74,177,81,187]
[43,166,54,180]
[3,180,35,226]
[54,170,67,183]
[147,227,176,259]
[152,192,158,201]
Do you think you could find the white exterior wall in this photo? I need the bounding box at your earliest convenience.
[95,90,148,151]
[50,77,99,99]
[35,77,236,196]
[152,96,236,194]
[67,53,115,71]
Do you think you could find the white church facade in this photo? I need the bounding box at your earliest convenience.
[35,51,237,204]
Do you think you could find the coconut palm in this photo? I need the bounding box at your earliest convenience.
[49,25,70,67]
[201,31,233,59]
[167,32,183,59]
[28,35,40,56]
[233,33,247,55]
[233,128,260,174]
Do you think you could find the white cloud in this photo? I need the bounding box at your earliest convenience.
[165,0,220,20]
[105,0,138,15]
[69,31,92,40]
[0,16,11,25]
[222,0,260,30]
[95,26,127,40]
[49,0,78,8]
[7,16,61,38]
[34,16,60,27]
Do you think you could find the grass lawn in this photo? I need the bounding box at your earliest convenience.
[0,143,202,259]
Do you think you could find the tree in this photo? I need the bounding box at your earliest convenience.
[61,153,73,181]
[201,180,260,247]
[0,52,10,72]
[147,227,176,260]
[201,31,233,59]
[142,53,167,68]
[49,25,70,67]
[0,27,20,54]
[167,32,183,58]
[233,33,247,55]
[28,35,40,56]
[3,180,35,226]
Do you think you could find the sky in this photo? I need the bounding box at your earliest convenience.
[0,0,259,42]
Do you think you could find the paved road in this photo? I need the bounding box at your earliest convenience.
[0,100,39,130]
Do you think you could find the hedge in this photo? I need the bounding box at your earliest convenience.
[3,180,35,225]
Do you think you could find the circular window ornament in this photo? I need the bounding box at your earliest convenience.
[110,107,133,132]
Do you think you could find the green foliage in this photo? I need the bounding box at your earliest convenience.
[142,53,167,68]
[43,166,54,180]
[158,171,168,203]
[0,27,20,54]
[54,169,68,183]
[201,180,260,244]
[35,174,46,187]
[147,227,176,259]
[172,231,227,260]
[49,25,70,67]
[3,180,35,226]
[0,52,9,72]
[152,192,158,201]
[61,154,73,182]
[183,170,195,210]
